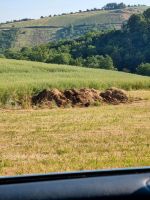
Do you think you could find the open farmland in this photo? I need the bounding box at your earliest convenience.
[0,58,150,108]
[0,58,150,176]
[0,90,150,175]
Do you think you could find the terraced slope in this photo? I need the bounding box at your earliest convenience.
[0,6,148,51]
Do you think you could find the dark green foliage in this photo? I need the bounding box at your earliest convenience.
[137,63,150,76]
[103,3,126,10]
[56,24,115,40]
[85,55,115,70]
[48,53,72,65]
[3,8,150,75]
[0,29,18,53]
[5,49,24,60]
[0,54,5,58]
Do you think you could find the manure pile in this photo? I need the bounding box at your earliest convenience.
[32,87,128,108]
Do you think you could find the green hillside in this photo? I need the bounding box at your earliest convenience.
[0,58,149,107]
[0,6,148,51]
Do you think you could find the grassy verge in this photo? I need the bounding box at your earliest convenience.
[0,91,150,176]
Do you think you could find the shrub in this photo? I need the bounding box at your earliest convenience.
[137,63,150,76]
[85,55,115,70]
[0,54,5,58]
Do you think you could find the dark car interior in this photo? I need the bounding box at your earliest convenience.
[0,167,150,199]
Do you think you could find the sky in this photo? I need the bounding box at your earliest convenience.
[0,0,150,23]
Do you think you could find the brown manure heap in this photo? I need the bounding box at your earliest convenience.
[32,87,128,108]
[32,89,69,107]
[100,87,128,105]
[64,88,102,107]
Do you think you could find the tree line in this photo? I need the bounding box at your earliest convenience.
[3,8,150,76]
[102,3,126,10]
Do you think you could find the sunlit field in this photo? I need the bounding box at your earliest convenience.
[0,58,150,108]
[0,58,150,176]
[0,91,150,175]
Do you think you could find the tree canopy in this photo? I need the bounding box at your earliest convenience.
[103,3,126,10]
[4,8,150,76]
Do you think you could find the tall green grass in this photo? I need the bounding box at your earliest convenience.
[0,58,150,107]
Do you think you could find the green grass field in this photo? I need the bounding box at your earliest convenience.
[0,58,150,107]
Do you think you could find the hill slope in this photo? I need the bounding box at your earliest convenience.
[0,58,149,107]
[0,6,148,51]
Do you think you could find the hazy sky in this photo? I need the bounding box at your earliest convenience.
[0,0,150,22]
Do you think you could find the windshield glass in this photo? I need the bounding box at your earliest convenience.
[0,0,150,176]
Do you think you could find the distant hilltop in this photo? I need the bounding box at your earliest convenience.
[0,3,147,24]
[0,4,149,52]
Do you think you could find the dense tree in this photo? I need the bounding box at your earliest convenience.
[71,57,85,66]
[143,9,150,20]
[0,54,5,58]
[50,53,72,65]
[103,3,126,10]
[4,8,150,75]
[0,29,18,53]
[28,46,49,62]
[5,49,24,60]
[137,63,150,76]
[85,55,115,70]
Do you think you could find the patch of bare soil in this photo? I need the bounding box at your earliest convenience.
[32,88,128,108]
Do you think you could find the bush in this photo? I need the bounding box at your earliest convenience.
[137,63,150,76]
[103,3,126,10]
[51,53,72,65]
[85,55,115,70]
[0,54,5,58]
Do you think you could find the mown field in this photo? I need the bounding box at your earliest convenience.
[0,58,150,108]
[0,90,150,175]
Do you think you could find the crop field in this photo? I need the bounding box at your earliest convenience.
[0,90,150,175]
[0,58,150,108]
[0,58,150,176]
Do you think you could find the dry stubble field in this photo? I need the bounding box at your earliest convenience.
[0,90,150,176]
